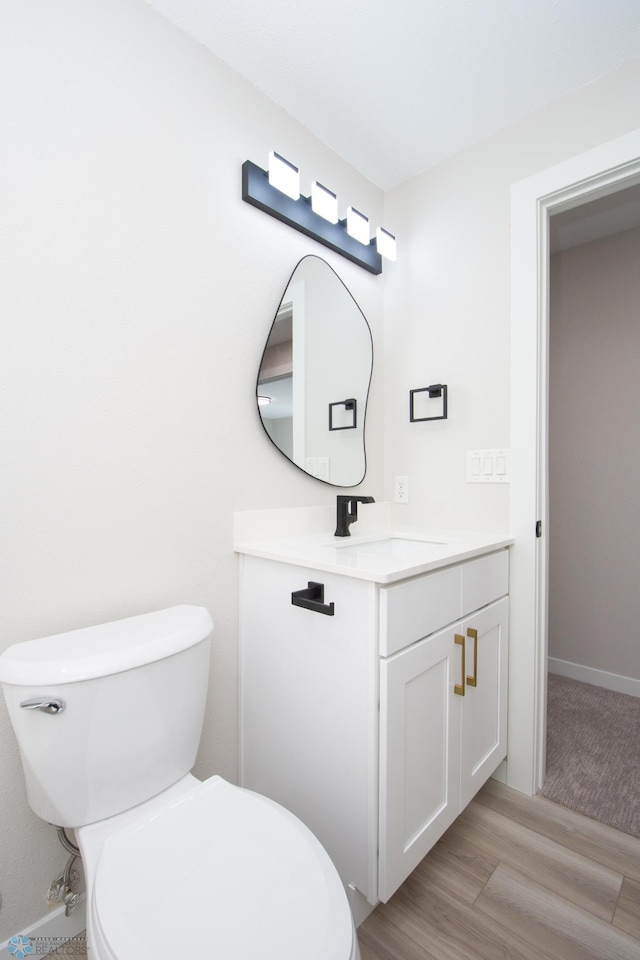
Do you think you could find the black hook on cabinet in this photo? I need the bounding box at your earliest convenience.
[291,581,335,616]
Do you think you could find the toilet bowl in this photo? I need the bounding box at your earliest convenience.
[0,606,359,960]
[80,775,359,960]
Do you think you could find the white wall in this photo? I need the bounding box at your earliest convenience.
[383,59,640,533]
[549,227,640,682]
[0,0,384,940]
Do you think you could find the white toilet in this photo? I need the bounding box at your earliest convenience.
[0,605,360,960]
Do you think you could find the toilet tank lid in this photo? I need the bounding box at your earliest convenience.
[0,606,213,686]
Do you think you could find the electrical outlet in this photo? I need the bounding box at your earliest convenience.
[394,475,409,503]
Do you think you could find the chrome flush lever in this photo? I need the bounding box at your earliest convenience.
[20,698,65,714]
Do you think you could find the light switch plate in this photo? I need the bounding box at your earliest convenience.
[467,449,510,483]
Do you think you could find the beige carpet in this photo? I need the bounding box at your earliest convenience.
[541,673,640,838]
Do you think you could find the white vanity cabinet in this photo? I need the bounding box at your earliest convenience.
[378,594,508,900]
[239,547,508,914]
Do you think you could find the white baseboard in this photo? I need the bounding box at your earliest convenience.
[0,897,86,955]
[548,658,640,698]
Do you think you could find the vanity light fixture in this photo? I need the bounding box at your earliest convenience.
[257,395,272,406]
[268,151,300,200]
[376,227,397,261]
[241,154,397,275]
[311,181,339,224]
[345,206,370,245]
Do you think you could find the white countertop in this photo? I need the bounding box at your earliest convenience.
[234,505,512,584]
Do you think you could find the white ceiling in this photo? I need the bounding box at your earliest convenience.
[144,0,640,189]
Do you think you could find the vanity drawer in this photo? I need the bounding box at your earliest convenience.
[379,550,509,657]
[379,566,461,657]
[460,550,509,616]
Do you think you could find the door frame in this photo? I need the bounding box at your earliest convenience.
[508,128,640,796]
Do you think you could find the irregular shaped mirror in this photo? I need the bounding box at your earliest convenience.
[257,256,373,487]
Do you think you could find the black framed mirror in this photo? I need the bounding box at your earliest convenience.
[256,256,373,487]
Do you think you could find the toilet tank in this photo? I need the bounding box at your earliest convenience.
[0,606,213,828]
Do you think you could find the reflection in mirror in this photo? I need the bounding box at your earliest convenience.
[257,256,373,487]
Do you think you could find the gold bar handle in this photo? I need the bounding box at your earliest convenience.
[454,634,465,696]
[466,627,478,687]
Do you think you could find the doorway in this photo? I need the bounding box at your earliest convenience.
[541,206,640,833]
[508,128,640,797]
[547,192,640,695]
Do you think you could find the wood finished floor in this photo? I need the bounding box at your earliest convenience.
[358,778,640,960]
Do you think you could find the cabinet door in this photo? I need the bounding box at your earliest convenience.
[459,597,509,809]
[378,624,462,902]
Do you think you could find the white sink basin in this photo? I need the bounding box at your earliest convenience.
[333,537,452,558]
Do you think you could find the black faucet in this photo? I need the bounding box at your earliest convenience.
[334,495,375,537]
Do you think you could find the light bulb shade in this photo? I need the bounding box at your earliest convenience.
[376,227,397,261]
[311,181,339,224]
[346,206,370,245]
[268,151,300,200]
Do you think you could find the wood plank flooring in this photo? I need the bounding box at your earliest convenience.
[358,779,640,960]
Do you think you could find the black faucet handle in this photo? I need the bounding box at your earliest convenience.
[334,495,375,537]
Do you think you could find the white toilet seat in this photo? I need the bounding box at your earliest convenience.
[89,776,358,960]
